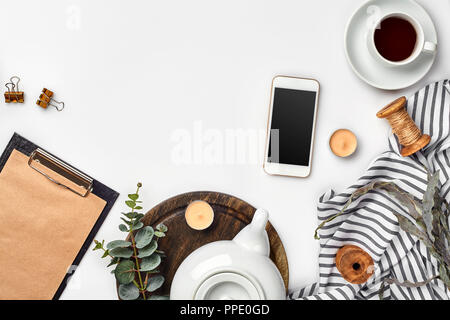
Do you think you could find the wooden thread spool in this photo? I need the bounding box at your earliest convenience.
[377,96,431,157]
[336,245,374,284]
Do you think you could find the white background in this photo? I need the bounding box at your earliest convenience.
[0,0,448,299]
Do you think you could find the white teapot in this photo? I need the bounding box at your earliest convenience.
[170,209,286,300]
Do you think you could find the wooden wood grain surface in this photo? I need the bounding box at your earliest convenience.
[136,191,289,296]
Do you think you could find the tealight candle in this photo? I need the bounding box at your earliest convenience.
[185,200,214,230]
[329,129,358,157]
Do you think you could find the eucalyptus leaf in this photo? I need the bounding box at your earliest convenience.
[137,240,158,258]
[121,217,132,226]
[393,213,433,248]
[101,249,110,258]
[314,181,392,239]
[422,171,440,241]
[439,264,450,288]
[106,240,132,250]
[431,208,442,240]
[135,214,145,221]
[133,221,144,230]
[93,240,102,250]
[156,223,168,233]
[440,214,450,244]
[128,193,139,201]
[119,224,128,232]
[126,200,136,209]
[135,226,154,249]
[378,281,386,300]
[110,247,133,258]
[107,256,119,267]
[115,260,135,284]
[154,231,166,238]
[380,183,422,219]
[140,254,161,271]
[119,283,140,300]
[146,274,165,292]
[123,212,137,219]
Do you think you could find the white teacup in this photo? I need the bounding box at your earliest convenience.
[367,12,436,67]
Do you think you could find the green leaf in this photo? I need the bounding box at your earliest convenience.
[147,295,169,300]
[135,226,154,249]
[121,217,132,226]
[115,260,135,284]
[107,257,119,267]
[123,212,144,220]
[134,206,143,210]
[93,240,103,250]
[140,254,161,271]
[146,274,165,292]
[156,223,168,233]
[439,264,450,289]
[422,171,440,241]
[440,214,450,244]
[393,213,433,248]
[101,249,110,258]
[431,209,443,242]
[378,280,386,300]
[379,183,422,219]
[119,224,128,232]
[128,193,139,201]
[126,200,136,209]
[137,240,158,258]
[106,240,132,250]
[123,212,137,219]
[110,247,133,258]
[154,231,166,238]
[314,181,392,239]
[118,283,140,300]
[133,221,144,230]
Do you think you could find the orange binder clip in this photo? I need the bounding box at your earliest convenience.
[36,88,64,111]
[4,76,24,103]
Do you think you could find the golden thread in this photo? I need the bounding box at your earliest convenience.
[385,109,422,146]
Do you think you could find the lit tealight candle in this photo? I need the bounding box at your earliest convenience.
[329,129,358,157]
[185,200,214,230]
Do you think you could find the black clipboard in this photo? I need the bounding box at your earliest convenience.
[0,133,119,299]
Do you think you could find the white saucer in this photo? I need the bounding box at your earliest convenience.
[344,0,437,90]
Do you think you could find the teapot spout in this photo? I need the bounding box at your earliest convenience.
[233,208,270,256]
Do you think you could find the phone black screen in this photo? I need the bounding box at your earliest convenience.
[268,88,317,166]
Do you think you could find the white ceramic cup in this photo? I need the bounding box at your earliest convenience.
[367,12,436,67]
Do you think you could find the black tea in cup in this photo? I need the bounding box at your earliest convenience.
[374,17,417,62]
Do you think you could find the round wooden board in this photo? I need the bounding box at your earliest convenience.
[136,191,289,296]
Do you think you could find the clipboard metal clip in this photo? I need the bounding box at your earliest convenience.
[28,148,93,197]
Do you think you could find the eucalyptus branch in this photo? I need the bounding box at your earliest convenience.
[314,173,450,296]
[93,182,169,300]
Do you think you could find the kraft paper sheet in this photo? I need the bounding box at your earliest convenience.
[0,149,106,299]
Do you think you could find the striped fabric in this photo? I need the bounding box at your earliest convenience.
[290,80,450,300]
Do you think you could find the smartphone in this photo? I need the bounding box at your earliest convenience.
[263,76,320,178]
